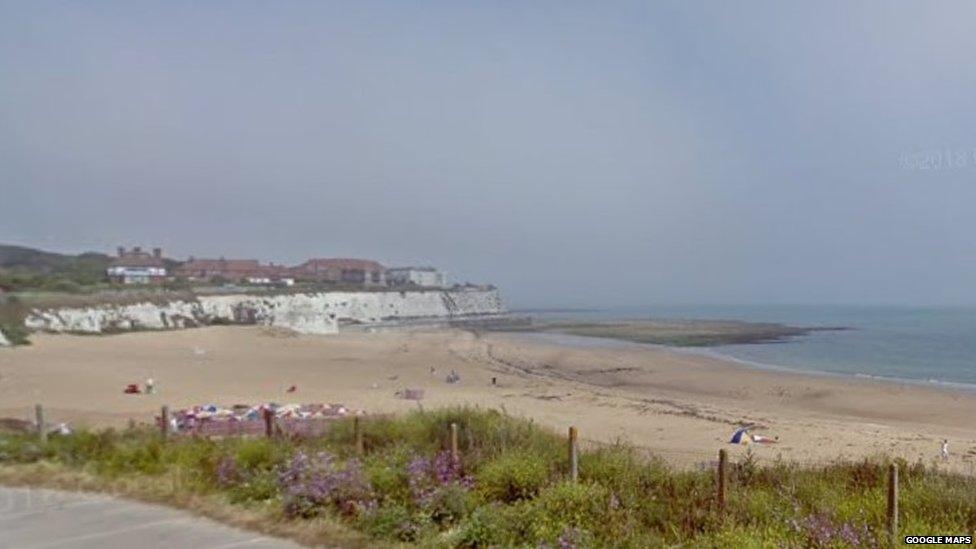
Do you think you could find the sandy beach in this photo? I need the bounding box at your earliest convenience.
[2,326,975,473]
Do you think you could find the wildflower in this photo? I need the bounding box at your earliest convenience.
[277,451,375,518]
[791,512,877,547]
[216,456,241,487]
[407,451,474,506]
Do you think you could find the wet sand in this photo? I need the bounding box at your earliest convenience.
[1,327,974,472]
[495,318,843,346]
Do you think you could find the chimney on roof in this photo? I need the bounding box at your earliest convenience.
[153,248,162,259]
[117,246,125,257]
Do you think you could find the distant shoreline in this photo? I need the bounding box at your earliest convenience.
[503,330,976,395]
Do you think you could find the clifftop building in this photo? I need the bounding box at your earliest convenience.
[291,258,387,287]
[387,266,447,288]
[107,246,167,284]
[109,248,455,290]
[173,258,289,283]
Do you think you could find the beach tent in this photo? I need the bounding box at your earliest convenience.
[730,426,752,444]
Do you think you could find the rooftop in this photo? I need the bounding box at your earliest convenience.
[298,258,386,271]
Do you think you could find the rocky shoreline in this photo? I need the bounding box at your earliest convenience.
[494,318,849,347]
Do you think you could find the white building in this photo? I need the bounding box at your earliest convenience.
[246,276,295,286]
[107,247,167,284]
[387,267,447,288]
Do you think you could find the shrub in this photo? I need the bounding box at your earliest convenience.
[278,451,375,518]
[523,481,613,542]
[477,449,551,503]
[452,503,520,547]
[579,445,669,504]
[698,524,796,548]
[406,451,472,507]
[0,434,44,463]
[0,323,30,345]
[789,511,878,547]
[227,469,279,504]
[164,437,223,488]
[99,438,167,476]
[422,483,474,526]
[358,504,426,541]
[216,456,241,487]
[233,438,286,474]
[46,430,120,465]
[366,456,412,506]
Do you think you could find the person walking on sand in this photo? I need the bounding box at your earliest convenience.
[940,439,949,461]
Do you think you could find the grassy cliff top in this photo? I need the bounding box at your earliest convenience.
[0,244,112,292]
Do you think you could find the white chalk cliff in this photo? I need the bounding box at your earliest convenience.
[23,288,505,335]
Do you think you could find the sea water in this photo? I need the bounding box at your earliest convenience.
[520,305,976,390]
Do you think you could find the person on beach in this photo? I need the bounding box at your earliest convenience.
[941,439,949,461]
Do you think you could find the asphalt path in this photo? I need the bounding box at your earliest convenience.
[0,486,301,549]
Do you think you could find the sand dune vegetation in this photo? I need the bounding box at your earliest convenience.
[1,407,974,547]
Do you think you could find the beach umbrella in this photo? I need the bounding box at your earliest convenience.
[730,426,751,444]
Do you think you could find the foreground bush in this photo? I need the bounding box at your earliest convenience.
[475,448,550,503]
[1,407,974,547]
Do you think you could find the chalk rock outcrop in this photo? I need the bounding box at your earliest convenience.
[24,288,505,336]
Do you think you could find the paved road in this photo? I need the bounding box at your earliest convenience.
[0,486,301,549]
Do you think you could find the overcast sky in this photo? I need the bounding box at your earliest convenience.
[3,2,976,308]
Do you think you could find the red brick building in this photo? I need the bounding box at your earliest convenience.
[291,258,386,286]
[173,258,289,282]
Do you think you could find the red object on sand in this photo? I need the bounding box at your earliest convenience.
[124,383,141,394]
[286,385,297,393]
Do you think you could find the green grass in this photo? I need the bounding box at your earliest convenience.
[0,407,973,547]
[0,244,113,292]
[0,295,30,345]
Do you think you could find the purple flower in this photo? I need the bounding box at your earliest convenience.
[278,451,375,518]
[791,512,877,547]
[216,456,240,487]
[406,451,474,506]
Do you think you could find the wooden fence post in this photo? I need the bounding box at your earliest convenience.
[160,405,169,440]
[35,404,46,442]
[264,408,274,439]
[450,423,459,461]
[718,449,728,513]
[568,426,579,482]
[887,463,899,544]
[354,416,364,455]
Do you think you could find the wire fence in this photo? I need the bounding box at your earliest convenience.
[22,404,974,543]
[577,435,976,475]
[17,402,972,475]
[168,417,340,438]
